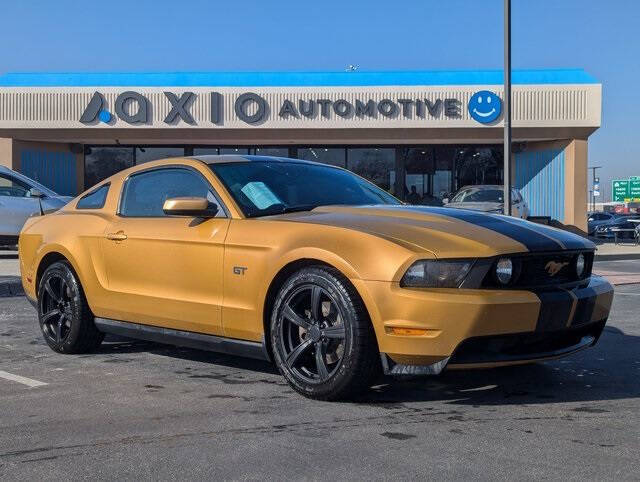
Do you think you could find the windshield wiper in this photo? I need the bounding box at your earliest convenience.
[255,204,321,217]
[279,204,321,214]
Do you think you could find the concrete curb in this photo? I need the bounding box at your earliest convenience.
[0,277,24,298]
[594,253,640,261]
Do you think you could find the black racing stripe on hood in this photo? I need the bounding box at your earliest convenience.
[495,215,593,251]
[395,206,564,252]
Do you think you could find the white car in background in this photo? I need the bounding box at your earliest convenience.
[0,166,72,246]
[445,185,530,219]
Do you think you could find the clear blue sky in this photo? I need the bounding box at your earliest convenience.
[0,0,637,200]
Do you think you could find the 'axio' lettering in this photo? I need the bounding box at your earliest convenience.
[234,92,267,124]
[115,91,149,124]
[164,92,196,124]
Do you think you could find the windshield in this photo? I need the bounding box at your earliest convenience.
[452,187,503,203]
[4,169,58,197]
[209,161,399,218]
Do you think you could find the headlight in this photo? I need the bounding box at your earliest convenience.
[495,258,513,285]
[400,259,474,288]
[575,253,585,278]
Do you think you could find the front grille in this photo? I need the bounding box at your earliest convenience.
[449,319,605,365]
[482,250,594,289]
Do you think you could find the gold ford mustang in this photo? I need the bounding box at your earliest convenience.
[19,156,614,400]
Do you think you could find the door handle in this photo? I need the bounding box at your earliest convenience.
[105,231,127,241]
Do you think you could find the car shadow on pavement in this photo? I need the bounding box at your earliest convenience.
[95,326,640,406]
[96,335,279,375]
[357,326,640,406]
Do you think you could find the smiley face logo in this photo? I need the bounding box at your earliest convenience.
[468,91,502,124]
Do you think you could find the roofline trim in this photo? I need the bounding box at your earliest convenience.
[0,69,598,87]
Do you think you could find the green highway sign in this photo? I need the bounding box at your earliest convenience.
[612,179,629,202]
[612,177,640,202]
[630,178,640,199]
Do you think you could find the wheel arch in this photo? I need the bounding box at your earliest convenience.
[35,247,82,295]
[261,257,374,361]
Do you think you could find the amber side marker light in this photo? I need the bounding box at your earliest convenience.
[388,327,429,336]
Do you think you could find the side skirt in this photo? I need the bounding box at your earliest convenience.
[94,317,270,362]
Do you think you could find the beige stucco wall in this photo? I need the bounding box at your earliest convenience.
[0,137,12,168]
[564,139,588,232]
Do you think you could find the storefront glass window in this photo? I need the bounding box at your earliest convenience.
[193,148,220,156]
[84,147,134,188]
[347,148,395,194]
[220,147,249,155]
[82,144,505,198]
[438,146,503,193]
[135,147,185,164]
[253,147,289,157]
[398,148,438,205]
[297,148,346,167]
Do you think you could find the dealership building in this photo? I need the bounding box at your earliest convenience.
[0,70,600,230]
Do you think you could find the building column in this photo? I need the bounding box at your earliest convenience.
[564,139,588,232]
[0,138,12,168]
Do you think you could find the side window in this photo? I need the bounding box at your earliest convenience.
[120,168,223,218]
[77,184,110,209]
[0,174,30,198]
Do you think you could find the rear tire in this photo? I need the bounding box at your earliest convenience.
[37,261,104,354]
[270,266,380,401]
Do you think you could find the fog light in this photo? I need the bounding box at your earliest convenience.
[576,253,585,278]
[495,258,513,285]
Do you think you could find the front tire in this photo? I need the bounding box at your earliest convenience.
[37,261,104,354]
[270,266,380,400]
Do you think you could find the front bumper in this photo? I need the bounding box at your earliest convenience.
[358,275,614,372]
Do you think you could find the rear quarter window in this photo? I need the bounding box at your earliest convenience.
[77,184,109,209]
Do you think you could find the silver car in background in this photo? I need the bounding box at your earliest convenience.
[0,166,72,245]
[444,185,529,219]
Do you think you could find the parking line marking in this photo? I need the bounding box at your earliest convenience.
[0,370,47,388]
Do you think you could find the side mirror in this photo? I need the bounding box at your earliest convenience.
[29,188,46,198]
[162,197,219,218]
[442,198,449,205]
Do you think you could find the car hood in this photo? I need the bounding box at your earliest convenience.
[275,205,593,258]
[446,201,503,212]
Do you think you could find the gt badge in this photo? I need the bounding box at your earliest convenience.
[545,261,569,277]
[233,266,248,275]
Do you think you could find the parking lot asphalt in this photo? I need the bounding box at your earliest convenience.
[0,283,638,480]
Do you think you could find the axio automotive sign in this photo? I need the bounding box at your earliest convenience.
[79,90,501,126]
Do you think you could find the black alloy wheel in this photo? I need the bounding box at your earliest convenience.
[40,273,73,344]
[37,261,104,354]
[271,266,380,400]
[279,284,347,384]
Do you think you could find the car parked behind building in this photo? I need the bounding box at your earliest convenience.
[0,166,72,245]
